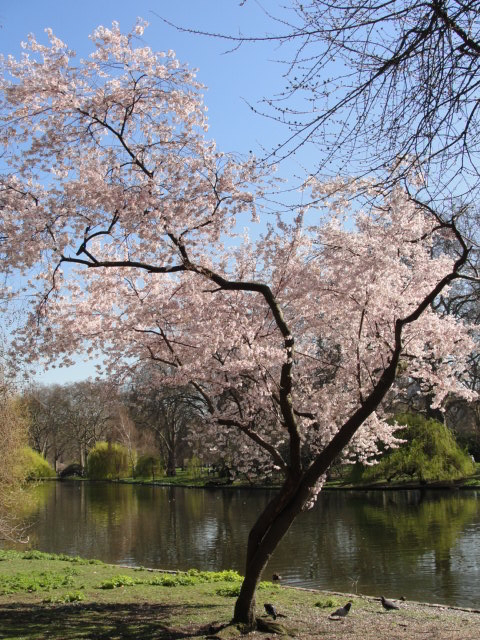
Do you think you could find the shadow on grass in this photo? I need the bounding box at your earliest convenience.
[0,601,224,639]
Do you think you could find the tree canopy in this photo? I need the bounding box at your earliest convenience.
[221,1,480,203]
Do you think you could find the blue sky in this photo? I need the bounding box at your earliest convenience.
[1,1,313,385]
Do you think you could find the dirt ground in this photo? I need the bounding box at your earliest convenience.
[0,592,478,639]
[223,592,480,640]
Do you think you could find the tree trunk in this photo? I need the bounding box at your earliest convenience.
[425,397,444,423]
[53,449,60,472]
[233,351,403,626]
[232,478,310,625]
[166,447,176,476]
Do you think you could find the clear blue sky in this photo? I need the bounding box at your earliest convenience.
[2,1,313,385]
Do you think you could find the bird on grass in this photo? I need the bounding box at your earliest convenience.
[329,602,352,619]
[381,596,400,611]
[264,603,277,620]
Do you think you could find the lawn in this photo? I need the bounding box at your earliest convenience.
[0,550,478,639]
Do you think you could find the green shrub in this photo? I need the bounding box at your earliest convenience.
[215,584,242,597]
[186,569,241,583]
[86,442,132,480]
[98,575,139,589]
[20,447,56,479]
[149,574,196,587]
[315,597,344,609]
[215,580,274,598]
[0,569,75,595]
[135,454,164,479]
[361,413,475,484]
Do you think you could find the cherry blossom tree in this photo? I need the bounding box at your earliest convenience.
[0,21,477,626]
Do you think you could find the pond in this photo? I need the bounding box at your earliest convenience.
[5,482,480,609]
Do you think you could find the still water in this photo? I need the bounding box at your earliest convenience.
[7,483,480,608]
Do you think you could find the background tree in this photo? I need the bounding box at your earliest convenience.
[0,382,29,542]
[209,1,480,204]
[135,453,163,479]
[20,446,56,479]
[22,384,72,470]
[436,242,480,437]
[112,405,140,477]
[87,441,131,480]
[360,413,475,484]
[21,387,52,459]
[129,369,207,476]
[62,382,116,472]
[0,21,477,627]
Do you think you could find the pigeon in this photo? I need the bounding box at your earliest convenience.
[329,602,352,618]
[381,596,400,611]
[264,603,277,620]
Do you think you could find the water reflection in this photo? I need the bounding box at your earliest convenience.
[5,483,480,608]
[274,489,480,609]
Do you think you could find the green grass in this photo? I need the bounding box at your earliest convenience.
[0,550,285,639]
[0,550,478,639]
[314,595,346,609]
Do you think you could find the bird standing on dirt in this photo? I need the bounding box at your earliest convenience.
[329,602,352,619]
[264,603,277,620]
[381,596,400,611]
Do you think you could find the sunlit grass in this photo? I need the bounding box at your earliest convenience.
[0,550,477,640]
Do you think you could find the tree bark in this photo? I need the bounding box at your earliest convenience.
[233,481,303,625]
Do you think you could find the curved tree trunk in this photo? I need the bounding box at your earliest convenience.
[233,350,404,626]
[233,486,303,625]
[232,224,469,628]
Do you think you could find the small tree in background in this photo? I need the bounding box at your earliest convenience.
[21,384,73,471]
[135,454,164,480]
[128,377,206,477]
[21,447,56,479]
[113,406,139,478]
[361,413,476,484]
[87,441,131,480]
[0,388,30,541]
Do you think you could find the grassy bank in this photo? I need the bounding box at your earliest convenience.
[0,550,478,639]
[59,460,480,490]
